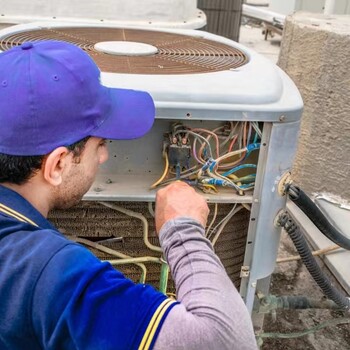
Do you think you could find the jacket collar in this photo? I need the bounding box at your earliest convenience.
[0,185,56,230]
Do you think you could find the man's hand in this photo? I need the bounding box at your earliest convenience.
[155,182,209,234]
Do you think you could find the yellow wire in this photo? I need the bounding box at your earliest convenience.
[166,292,177,299]
[206,203,218,237]
[242,203,251,211]
[151,152,169,189]
[203,184,218,193]
[227,174,244,196]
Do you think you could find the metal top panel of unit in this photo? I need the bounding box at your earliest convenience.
[0,23,303,122]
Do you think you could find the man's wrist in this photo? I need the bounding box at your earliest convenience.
[159,217,206,243]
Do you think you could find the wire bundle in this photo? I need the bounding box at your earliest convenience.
[151,121,261,195]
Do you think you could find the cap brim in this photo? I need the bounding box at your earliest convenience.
[90,87,155,140]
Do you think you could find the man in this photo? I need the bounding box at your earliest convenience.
[0,40,257,349]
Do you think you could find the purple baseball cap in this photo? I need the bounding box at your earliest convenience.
[0,40,155,155]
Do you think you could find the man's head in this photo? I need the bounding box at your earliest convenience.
[0,40,155,209]
[0,136,90,185]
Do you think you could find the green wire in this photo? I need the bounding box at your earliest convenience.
[257,317,350,339]
[159,261,169,294]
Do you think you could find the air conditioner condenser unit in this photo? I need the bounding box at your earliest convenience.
[0,22,303,318]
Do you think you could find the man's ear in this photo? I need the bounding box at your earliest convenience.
[42,147,70,186]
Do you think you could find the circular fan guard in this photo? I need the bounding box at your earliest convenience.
[0,27,248,74]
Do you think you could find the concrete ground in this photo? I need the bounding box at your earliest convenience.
[239,22,280,63]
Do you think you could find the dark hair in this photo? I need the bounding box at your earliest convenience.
[0,136,90,185]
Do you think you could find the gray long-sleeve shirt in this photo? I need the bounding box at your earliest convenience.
[154,217,257,350]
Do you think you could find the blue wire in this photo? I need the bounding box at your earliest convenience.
[176,164,181,179]
[243,143,260,161]
[239,183,255,189]
[205,179,226,186]
[235,174,256,183]
[246,143,260,152]
[203,148,207,159]
[222,164,257,177]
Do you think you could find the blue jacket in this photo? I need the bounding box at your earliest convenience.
[0,185,176,349]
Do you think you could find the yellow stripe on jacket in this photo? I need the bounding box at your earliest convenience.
[138,299,177,350]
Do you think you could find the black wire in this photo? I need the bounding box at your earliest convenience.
[286,185,350,250]
[278,212,350,310]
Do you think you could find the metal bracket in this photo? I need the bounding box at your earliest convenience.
[240,265,250,278]
[277,171,292,196]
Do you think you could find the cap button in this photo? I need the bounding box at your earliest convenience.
[21,42,34,50]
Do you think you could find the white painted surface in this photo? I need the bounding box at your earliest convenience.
[94,41,158,56]
[324,0,337,14]
[242,4,285,25]
[0,0,206,29]
[269,0,350,15]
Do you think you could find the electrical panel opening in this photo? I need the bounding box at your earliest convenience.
[85,119,263,204]
[50,118,264,294]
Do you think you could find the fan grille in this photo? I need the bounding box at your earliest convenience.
[0,27,248,74]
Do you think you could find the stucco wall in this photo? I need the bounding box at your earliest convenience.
[278,13,350,201]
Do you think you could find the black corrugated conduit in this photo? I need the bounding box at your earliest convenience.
[268,295,340,310]
[278,212,350,311]
[286,184,350,250]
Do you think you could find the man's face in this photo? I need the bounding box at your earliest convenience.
[53,137,108,209]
